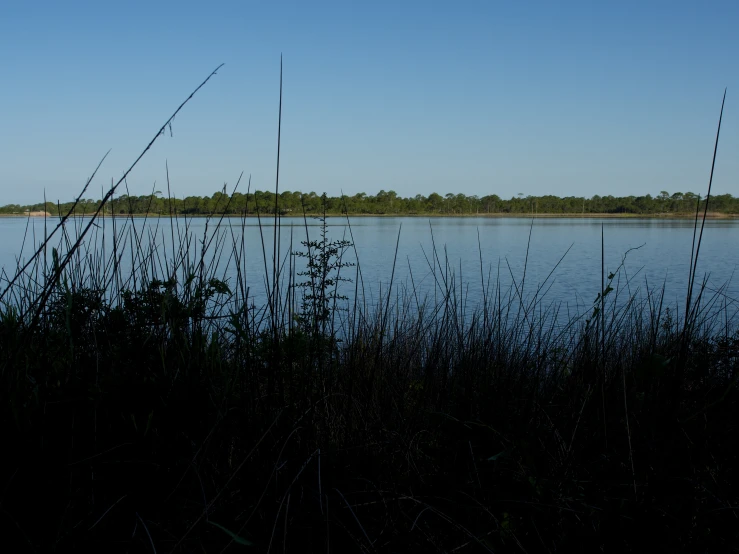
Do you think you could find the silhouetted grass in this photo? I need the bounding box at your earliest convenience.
[1,75,737,553]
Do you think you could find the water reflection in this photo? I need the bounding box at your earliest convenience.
[2,216,737,322]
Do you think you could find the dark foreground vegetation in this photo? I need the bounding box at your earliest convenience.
[2,207,738,553]
[3,189,739,218]
[1,71,737,552]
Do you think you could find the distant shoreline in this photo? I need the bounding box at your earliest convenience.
[1,211,53,217]
[1,212,737,220]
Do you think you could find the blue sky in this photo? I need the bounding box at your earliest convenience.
[0,1,737,205]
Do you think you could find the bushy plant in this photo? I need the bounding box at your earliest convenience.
[292,193,354,337]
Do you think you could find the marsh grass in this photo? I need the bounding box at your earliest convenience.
[1,74,738,553]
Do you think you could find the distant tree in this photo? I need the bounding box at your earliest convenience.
[3,188,738,216]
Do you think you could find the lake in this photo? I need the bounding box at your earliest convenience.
[1,215,738,323]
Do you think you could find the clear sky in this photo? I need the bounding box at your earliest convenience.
[0,1,737,205]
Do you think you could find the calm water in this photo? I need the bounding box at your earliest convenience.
[1,216,738,319]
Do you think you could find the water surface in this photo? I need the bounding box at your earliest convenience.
[2,216,737,320]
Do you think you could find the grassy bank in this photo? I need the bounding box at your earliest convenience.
[1,193,738,553]
[1,72,737,553]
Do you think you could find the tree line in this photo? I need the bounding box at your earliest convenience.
[2,189,737,216]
